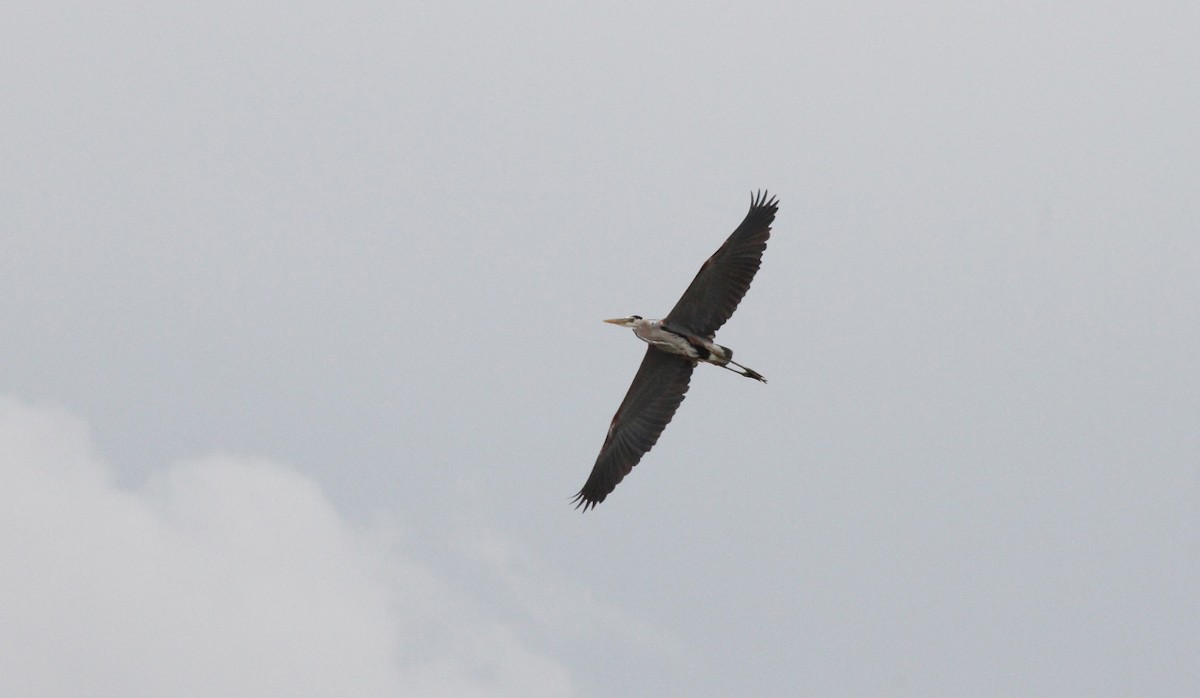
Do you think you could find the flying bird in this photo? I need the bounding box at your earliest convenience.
[573,190,778,511]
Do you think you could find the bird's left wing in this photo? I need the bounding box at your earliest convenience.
[664,190,777,337]
[573,347,695,511]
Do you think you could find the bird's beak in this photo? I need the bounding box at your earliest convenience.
[603,318,627,325]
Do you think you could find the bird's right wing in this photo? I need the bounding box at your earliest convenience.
[573,347,695,511]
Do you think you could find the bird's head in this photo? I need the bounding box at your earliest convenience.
[603,315,643,328]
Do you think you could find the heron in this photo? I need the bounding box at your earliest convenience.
[573,190,778,511]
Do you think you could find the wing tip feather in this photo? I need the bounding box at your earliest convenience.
[571,489,600,512]
[750,189,780,211]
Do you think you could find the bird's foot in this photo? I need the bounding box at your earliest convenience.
[742,368,766,383]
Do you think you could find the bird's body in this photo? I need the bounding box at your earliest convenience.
[608,316,765,382]
[573,191,778,511]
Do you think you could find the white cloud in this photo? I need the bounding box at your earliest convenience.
[0,397,574,697]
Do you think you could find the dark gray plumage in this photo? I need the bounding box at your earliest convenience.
[573,191,778,511]
[665,190,777,337]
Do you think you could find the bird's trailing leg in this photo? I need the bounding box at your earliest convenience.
[718,360,766,383]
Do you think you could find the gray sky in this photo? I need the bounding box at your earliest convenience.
[2,2,1198,696]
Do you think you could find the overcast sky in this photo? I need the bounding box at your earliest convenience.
[2,2,1198,696]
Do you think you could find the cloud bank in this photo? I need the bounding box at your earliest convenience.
[0,397,573,697]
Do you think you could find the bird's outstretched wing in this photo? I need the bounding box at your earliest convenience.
[573,347,695,511]
[664,190,778,337]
